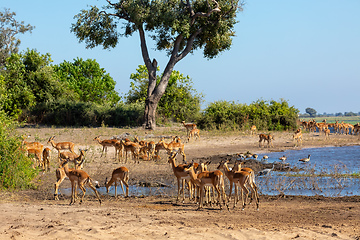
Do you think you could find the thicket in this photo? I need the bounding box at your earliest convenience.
[197,99,299,131]
[25,100,144,127]
[0,111,38,189]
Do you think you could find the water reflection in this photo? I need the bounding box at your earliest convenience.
[57,146,360,198]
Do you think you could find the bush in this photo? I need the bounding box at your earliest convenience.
[0,111,37,189]
[198,99,299,131]
[24,100,144,127]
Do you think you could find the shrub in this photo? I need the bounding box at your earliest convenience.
[0,111,37,189]
[198,99,299,131]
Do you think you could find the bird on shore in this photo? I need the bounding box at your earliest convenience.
[258,163,275,176]
[299,154,311,163]
[279,155,287,162]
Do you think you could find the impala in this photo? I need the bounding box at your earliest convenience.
[158,137,186,161]
[42,147,51,172]
[105,166,129,198]
[47,136,75,159]
[54,158,85,200]
[93,136,119,158]
[258,133,274,148]
[187,128,200,142]
[182,121,197,134]
[120,140,140,163]
[218,160,259,210]
[60,159,102,205]
[184,163,228,210]
[293,131,303,147]
[59,149,87,169]
[167,153,193,203]
[250,125,257,136]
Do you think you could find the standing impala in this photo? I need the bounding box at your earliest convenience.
[47,136,75,160]
[184,163,228,210]
[93,136,119,158]
[60,159,102,205]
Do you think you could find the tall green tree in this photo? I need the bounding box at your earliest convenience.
[53,58,121,105]
[305,107,317,118]
[126,65,203,122]
[0,8,34,68]
[71,0,244,129]
[1,49,68,116]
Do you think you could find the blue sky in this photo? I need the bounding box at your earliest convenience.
[4,0,360,114]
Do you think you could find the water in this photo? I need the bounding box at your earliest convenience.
[255,145,360,197]
[58,145,360,198]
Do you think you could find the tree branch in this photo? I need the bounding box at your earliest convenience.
[190,0,221,25]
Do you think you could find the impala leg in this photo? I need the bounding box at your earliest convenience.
[119,180,125,197]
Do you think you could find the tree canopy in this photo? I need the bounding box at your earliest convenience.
[0,8,34,68]
[71,0,244,129]
[53,58,121,106]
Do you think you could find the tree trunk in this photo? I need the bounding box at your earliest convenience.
[144,98,158,130]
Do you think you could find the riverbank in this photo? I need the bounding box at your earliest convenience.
[1,127,359,239]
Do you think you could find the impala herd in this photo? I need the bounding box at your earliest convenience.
[21,119,358,210]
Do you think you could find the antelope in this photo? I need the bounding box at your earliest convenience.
[105,167,129,198]
[47,136,75,160]
[250,125,257,136]
[93,136,119,158]
[187,128,200,142]
[182,121,197,134]
[60,159,102,205]
[22,135,43,151]
[324,127,330,139]
[120,140,140,163]
[231,160,259,207]
[27,148,43,169]
[158,137,186,161]
[59,149,87,169]
[293,131,303,147]
[184,163,228,210]
[42,147,51,172]
[54,158,85,200]
[167,153,193,203]
[258,134,274,148]
[217,160,258,210]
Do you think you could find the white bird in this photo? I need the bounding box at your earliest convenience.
[299,154,311,163]
[258,164,275,176]
[279,155,287,162]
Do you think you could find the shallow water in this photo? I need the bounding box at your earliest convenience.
[255,145,360,197]
[58,145,360,198]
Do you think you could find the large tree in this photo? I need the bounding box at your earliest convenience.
[53,58,121,106]
[126,65,203,122]
[0,8,34,68]
[71,0,244,129]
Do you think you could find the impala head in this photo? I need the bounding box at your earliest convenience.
[168,152,178,163]
[47,136,55,143]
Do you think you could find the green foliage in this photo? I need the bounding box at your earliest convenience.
[0,49,69,116]
[53,58,120,105]
[72,0,242,59]
[198,99,299,131]
[126,65,203,122]
[305,107,317,117]
[28,100,143,127]
[0,111,37,189]
[0,8,35,68]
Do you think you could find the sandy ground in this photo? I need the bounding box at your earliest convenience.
[1,127,360,240]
